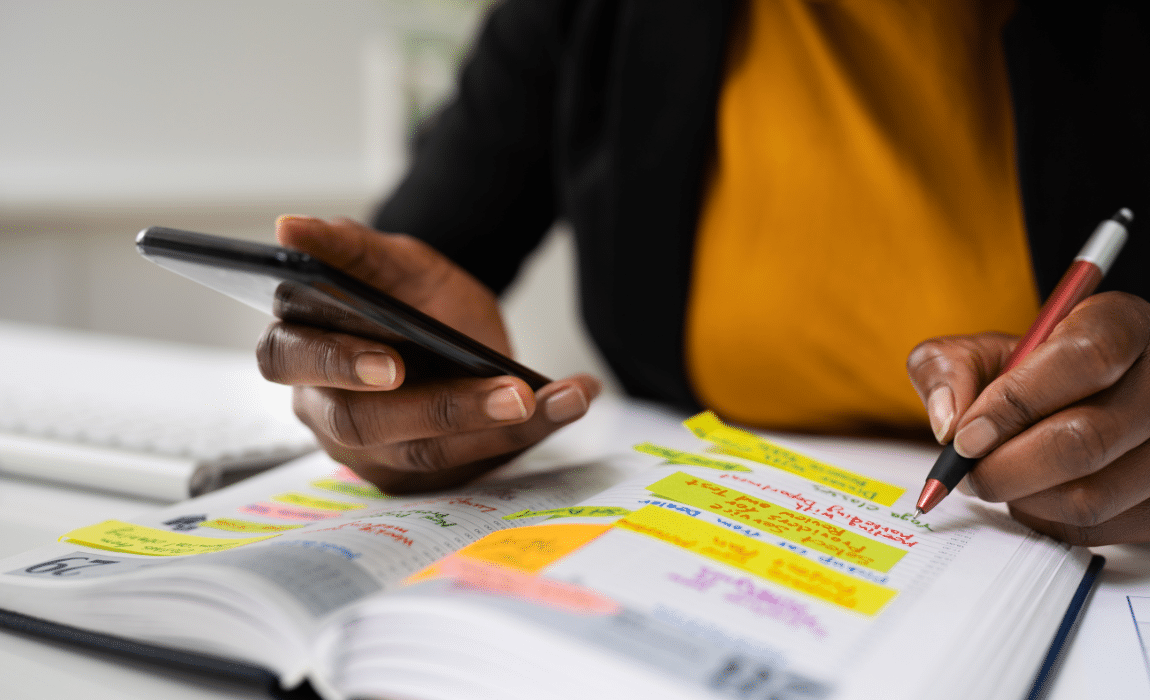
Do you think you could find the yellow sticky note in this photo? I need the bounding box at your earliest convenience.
[61,520,275,556]
[454,524,612,573]
[633,443,752,472]
[684,412,905,506]
[271,492,366,511]
[502,506,631,521]
[200,518,305,534]
[616,506,896,615]
[646,472,906,572]
[311,478,390,500]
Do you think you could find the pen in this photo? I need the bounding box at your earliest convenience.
[915,208,1133,516]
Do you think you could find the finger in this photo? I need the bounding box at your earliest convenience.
[952,293,1150,460]
[1009,494,1150,546]
[310,375,603,493]
[1005,438,1150,533]
[906,334,1016,443]
[294,376,536,448]
[257,322,405,390]
[964,352,1150,503]
[295,374,602,449]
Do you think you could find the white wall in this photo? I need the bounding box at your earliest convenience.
[0,0,619,389]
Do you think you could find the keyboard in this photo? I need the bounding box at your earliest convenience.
[0,321,317,501]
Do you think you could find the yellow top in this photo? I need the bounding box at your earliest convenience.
[687,0,1038,433]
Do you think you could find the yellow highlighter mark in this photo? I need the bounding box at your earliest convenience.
[647,472,906,572]
[271,492,366,512]
[310,478,390,500]
[200,518,305,534]
[616,506,896,615]
[61,520,275,556]
[633,443,752,472]
[502,506,631,521]
[453,524,612,573]
[684,412,905,506]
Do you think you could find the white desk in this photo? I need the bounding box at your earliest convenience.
[2,396,1148,699]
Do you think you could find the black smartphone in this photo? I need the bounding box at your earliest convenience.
[136,226,551,390]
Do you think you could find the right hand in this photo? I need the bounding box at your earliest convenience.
[256,216,602,494]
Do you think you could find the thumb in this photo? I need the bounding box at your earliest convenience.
[276,215,451,305]
[274,215,510,352]
[906,333,1017,444]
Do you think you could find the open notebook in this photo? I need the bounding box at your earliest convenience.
[0,406,1100,700]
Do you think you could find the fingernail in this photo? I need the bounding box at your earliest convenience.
[927,386,955,444]
[544,386,588,423]
[276,214,318,226]
[954,417,998,458]
[355,353,396,387]
[485,385,527,422]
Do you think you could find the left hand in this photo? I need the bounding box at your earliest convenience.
[907,291,1150,545]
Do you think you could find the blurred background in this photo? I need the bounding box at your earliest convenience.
[0,0,618,391]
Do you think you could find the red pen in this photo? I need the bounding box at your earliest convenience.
[915,208,1133,515]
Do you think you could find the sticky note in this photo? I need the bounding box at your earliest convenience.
[616,506,896,615]
[271,492,366,512]
[633,443,752,472]
[61,520,275,557]
[502,506,631,521]
[646,472,906,572]
[684,412,905,506]
[453,524,611,573]
[406,554,620,615]
[240,502,341,521]
[310,478,389,500]
[200,518,305,534]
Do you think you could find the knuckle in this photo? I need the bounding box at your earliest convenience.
[996,379,1041,432]
[1057,483,1111,528]
[423,391,465,434]
[323,393,369,448]
[1065,333,1125,386]
[396,438,451,473]
[255,326,289,383]
[1048,416,1110,478]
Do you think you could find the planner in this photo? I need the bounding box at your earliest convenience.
[0,410,1101,700]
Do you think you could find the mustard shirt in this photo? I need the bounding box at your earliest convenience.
[687,0,1038,433]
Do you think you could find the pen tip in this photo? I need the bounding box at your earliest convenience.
[914,509,923,519]
[916,479,949,515]
[1115,208,1134,226]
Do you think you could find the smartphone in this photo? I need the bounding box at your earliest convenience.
[135,226,551,390]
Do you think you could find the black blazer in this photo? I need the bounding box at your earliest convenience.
[375,0,1150,411]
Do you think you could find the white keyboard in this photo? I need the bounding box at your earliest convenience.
[0,321,317,501]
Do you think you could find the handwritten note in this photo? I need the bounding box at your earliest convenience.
[633,443,752,472]
[453,524,612,573]
[61,521,275,556]
[647,472,908,572]
[502,506,631,521]
[240,502,342,521]
[684,412,905,506]
[271,492,366,512]
[616,506,897,615]
[200,518,304,534]
[310,478,389,500]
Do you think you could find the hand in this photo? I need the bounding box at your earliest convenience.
[256,216,601,494]
[907,291,1150,545]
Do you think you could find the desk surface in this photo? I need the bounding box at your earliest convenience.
[2,396,1150,699]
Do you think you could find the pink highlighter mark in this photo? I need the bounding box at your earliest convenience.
[330,465,365,483]
[240,502,341,522]
[420,554,620,616]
